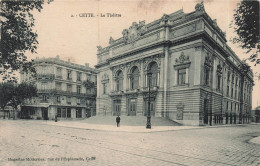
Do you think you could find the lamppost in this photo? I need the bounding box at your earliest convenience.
[146,70,152,129]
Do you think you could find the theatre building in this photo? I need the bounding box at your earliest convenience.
[20,56,97,120]
[95,2,254,125]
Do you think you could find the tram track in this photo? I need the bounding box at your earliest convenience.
[13,121,243,166]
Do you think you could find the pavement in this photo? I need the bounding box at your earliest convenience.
[30,119,260,145]
[1,120,260,166]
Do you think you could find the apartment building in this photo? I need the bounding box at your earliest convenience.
[20,56,97,120]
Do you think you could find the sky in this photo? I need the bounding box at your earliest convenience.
[28,0,259,108]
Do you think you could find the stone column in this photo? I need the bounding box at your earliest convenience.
[124,66,127,91]
[140,62,144,89]
[212,57,217,90]
[110,70,114,92]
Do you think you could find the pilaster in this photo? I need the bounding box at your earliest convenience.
[163,46,169,116]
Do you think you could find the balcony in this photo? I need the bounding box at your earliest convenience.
[40,100,48,103]
[36,74,55,80]
[37,89,96,98]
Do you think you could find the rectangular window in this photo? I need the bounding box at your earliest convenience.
[41,65,46,74]
[77,72,81,81]
[29,109,35,115]
[227,85,229,97]
[67,70,72,80]
[59,108,71,118]
[57,108,61,117]
[77,86,81,94]
[67,97,71,104]
[61,108,66,118]
[56,67,62,78]
[43,95,47,101]
[41,82,47,90]
[231,87,233,98]
[76,108,82,118]
[77,98,81,105]
[178,69,186,85]
[67,108,71,118]
[67,84,72,92]
[57,96,61,103]
[56,82,62,91]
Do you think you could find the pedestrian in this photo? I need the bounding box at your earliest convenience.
[55,114,58,122]
[116,115,120,127]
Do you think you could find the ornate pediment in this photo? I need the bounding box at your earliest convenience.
[122,21,146,44]
[174,52,191,69]
[175,52,190,64]
[101,73,109,83]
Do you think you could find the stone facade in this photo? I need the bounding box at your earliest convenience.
[20,56,97,120]
[95,2,254,126]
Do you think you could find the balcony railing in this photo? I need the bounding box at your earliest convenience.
[38,89,96,98]
[36,74,55,80]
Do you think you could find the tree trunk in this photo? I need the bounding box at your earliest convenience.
[13,109,15,120]
[2,107,5,119]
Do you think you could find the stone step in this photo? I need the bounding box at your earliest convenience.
[84,116,182,126]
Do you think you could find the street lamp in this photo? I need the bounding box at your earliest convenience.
[146,70,152,129]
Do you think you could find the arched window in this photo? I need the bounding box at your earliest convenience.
[148,62,158,87]
[130,66,139,90]
[116,70,123,91]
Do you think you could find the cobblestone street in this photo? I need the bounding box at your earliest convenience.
[0,120,260,166]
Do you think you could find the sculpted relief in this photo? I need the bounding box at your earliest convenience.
[122,21,147,44]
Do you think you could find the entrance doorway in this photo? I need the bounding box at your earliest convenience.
[113,100,121,116]
[41,107,48,120]
[203,99,208,124]
[128,99,136,116]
